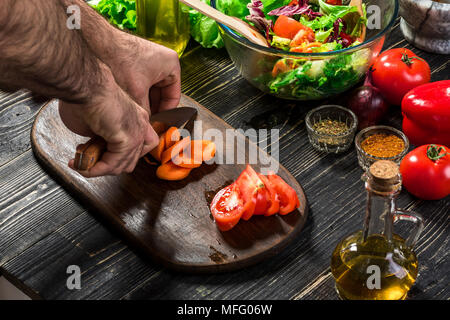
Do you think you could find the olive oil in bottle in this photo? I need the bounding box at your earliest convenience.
[331,232,418,300]
[331,160,424,300]
[136,0,190,57]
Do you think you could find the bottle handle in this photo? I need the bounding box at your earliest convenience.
[393,209,424,248]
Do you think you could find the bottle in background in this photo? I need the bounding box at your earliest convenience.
[136,0,190,57]
[331,160,424,300]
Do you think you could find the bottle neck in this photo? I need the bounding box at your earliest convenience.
[362,187,396,242]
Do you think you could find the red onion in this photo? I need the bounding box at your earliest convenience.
[246,0,273,33]
[268,1,322,19]
[348,77,390,130]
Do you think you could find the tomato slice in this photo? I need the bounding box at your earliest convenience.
[236,165,279,217]
[267,174,300,215]
[253,187,270,215]
[239,165,272,218]
[235,171,257,220]
[290,28,315,47]
[274,15,309,40]
[210,183,244,232]
[258,174,280,216]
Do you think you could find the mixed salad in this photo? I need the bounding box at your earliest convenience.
[246,0,367,53]
[87,0,371,99]
[241,0,370,99]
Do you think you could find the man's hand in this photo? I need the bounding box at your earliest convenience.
[59,67,159,177]
[105,34,182,115]
[0,0,181,177]
[61,0,181,115]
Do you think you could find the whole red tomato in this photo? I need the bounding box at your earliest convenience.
[400,145,450,200]
[371,48,431,106]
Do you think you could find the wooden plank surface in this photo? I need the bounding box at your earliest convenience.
[0,17,449,300]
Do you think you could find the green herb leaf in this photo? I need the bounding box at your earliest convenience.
[88,0,137,30]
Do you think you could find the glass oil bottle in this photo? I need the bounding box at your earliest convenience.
[331,160,424,300]
[136,0,190,57]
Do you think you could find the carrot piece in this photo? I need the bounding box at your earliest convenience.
[190,140,216,162]
[272,60,289,77]
[161,136,191,164]
[190,140,204,163]
[272,59,296,77]
[156,161,192,181]
[143,155,158,166]
[201,140,216,162]
[150,121,168,136]
[164,127,181,149]
[150,133,166,162]
[174,150,203,169]
[173,140,205,169]
[306,42,322,49]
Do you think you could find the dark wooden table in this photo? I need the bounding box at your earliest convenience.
[0,18,448,300]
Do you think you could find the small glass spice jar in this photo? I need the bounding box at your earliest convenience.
[355,126,410,171]
[306,105,358,154]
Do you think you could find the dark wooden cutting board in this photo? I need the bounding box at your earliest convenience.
[30,95,308,273]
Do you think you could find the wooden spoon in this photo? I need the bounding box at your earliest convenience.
[349,0,366,42]
[179,0,269,47]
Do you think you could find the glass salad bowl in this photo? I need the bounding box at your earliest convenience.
[211,0,399,101]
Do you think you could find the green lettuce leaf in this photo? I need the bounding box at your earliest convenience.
[184,0,222,48]
[266,49,369,99]
[187,4,223,49]
[259,0,292,16]
[188,0,291,49]
[314,28,333,42]
[300,14,336,31]
[318,0,367,37]
[318,0,359,17]
[88,0,136,30]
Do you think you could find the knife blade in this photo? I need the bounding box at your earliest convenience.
[73,107,198,171]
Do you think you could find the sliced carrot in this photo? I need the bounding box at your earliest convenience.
[150,121,168,136]
[306,42,322,48]
[149,133,166,162]
[161,136,191,164]
[190,140,204,162]
[290,41,323,53]
[201,140,216,162]
[164,127,181,149]
[143,155,158,166]
[156,161,192,181]
[272,60,290,77]
[174,150,202,169]
[187,140,216,164]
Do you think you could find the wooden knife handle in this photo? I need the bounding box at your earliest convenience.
[74,138,106,171]
[73,121,168,171]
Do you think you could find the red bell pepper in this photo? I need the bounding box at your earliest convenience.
[401,80,450,147]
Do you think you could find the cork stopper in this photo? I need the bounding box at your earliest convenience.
[368,160,401,192]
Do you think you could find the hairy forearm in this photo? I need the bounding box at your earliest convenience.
[0,0,107,103]
[59,0,144,69]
